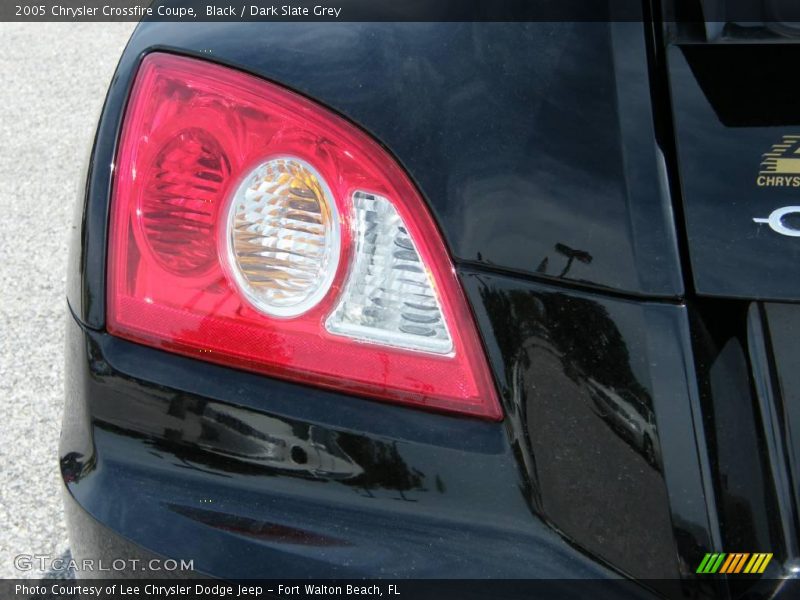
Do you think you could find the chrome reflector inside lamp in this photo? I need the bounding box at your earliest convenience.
[326,191,453,354]
[225,157,340,317]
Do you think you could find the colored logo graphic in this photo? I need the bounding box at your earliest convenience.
[696,553,773,575]
[757,135,800,187]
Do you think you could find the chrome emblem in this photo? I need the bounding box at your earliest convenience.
[753,206,800,237]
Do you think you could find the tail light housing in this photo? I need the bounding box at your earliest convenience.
[107,52,501,420]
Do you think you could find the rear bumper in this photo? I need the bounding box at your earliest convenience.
[60,307,611,580]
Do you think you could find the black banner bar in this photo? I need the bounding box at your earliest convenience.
[3,0,800,23]
[5,578,799,600]
[4,578,657,600]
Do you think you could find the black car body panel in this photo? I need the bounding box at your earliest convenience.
[760,303,800,549]
[63,311,616,580]
[461,271,714,581]
[62,9,800,598]
[667,42,800,301]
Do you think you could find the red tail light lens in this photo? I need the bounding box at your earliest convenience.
[107,53,501,420]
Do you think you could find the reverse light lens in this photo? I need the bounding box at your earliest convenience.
[326,192,452,354]
[226,157,340,317]
[107,53,501,420]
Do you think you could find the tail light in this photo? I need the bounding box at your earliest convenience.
[107,53,501,420]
